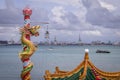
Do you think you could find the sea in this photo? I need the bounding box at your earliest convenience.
[0,45,120,80]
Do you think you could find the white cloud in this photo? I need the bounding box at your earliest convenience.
[0,26,19,33]
[83,0,120,29]
[0,26,20,41]
[74,0,87,21]
[0,0,120,42]
[51,6,65,17]
[82,30,102,36]
[50,6,69,26]
[116,31,120,36]
[28,0,80,7]
[60,30,73,36]
[99,1,116,12]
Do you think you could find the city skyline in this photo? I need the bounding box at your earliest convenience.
[0,0,120,43]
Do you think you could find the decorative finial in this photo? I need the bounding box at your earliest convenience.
[85,49,89,53]
[23,7,32,16]
[84,49,89,60]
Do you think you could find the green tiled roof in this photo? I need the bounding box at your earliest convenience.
[44,53,120,80]
[52,68,84,80]
[51,67,101,80]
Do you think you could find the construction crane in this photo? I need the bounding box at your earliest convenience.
[44,25,50,44]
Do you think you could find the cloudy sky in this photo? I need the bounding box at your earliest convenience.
[0,0,120,43]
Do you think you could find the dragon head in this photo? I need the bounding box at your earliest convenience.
[20,25,40,36]
[30,25,40,36]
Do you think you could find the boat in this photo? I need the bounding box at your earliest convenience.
[96,50,110,53]
[44,50,120,80]
[48,47,54,50]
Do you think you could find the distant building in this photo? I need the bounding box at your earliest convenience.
[106,41,112,45]
[54,36,57,45]
[91,40,104,45]
[0,41,8,45]
[113,41,120,46]
[8,39,15,44]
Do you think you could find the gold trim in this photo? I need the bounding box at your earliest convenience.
[44,52,120,80]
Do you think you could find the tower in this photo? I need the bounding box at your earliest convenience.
[79,34,81,42]
[54,36,57,45]
[78,34,82,45]
[45,25,50,45]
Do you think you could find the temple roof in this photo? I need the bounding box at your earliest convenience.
[44,50,120,80]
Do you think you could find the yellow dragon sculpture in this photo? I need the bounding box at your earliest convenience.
[19,25,40,80]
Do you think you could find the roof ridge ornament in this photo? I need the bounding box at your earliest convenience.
[84,49,89,60]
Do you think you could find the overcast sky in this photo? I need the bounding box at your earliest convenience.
[0,0,120,43]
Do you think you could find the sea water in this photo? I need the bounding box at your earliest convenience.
[0,45,120,80]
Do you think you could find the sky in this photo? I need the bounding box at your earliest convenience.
[0,0,120,43]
